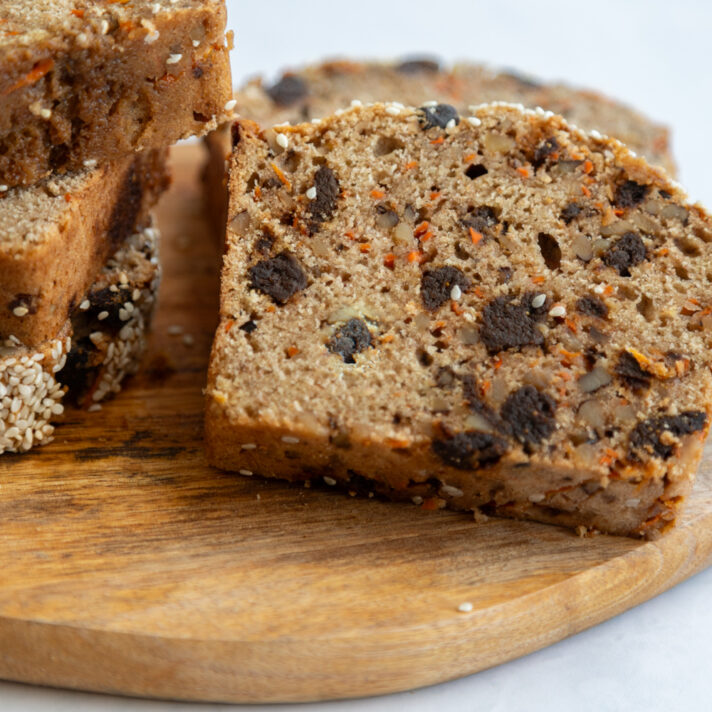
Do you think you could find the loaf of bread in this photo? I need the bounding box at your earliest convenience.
[0,0,232,188]
[0,149,168,349]
[0,219,160,455]
[206,102,712,538]
[203,59,674,241]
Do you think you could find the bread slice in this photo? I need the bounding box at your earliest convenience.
[0,148,168,349]
[203,59,674,239]
[1,218,160,455]
[206,102,712,539]
[0,0,232,188]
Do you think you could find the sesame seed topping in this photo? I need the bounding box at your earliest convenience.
[144,29,160,44]
[323,476,337,486]
[224,99,237,112]
[549,305,566,318]
[350,100,363,107]
[239,469,253,476]
[97,311,109,321]
[192,39,200,47]
[83,159,97,169]
[241,443,257,450]
[0,185,8,192]
[182,334,195,346]
[423,100,438,108]
[531,293,547,308]
[445,118,457,130]
[281,436,300,444]
[275,133,289,149]
[87,404,102,412]
[12,306,29,317]
[306,186,317,200]
[385,105,401,116]
[166,53,182,65]
[594,284,606,294]
[119,308,130,321]
[467,116,482,127]
[411,496,423,505]
[167,325,183,335]
[450,285,462,302]
[457,602,473,613]
[441,484,464,498]
[39,108,52,120]
[528,493,546,503]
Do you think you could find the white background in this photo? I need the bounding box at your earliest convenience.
[3,1,711,710]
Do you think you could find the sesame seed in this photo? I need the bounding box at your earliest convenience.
[89,332,104,344]
[39,108,52,119]
[12,306,29,317]
[423,100,438,107]
[167,325,183,335]
[241,443,257,450]
[350,99,363,107]
[457,602,473,613]
[281,436,300,444]
[411,496,423,505]
[192,39,200,47]
[0,185,8,192]
[239,469,253,476]
[323,476,337,486]
[87,404,102,412]
[440,484,464,498]
[528,493,546,503]
[166,53,182,65]
[625,498,641,508]
[450,285,462,301]
[182,334,194,346]
[144,30,160,44]
[594,284,606,294]
[275,133,289,149]
[385,105,401,116]
[467,116,482,127]
[119,308,130,321]
[97,311,109,321]
[445,118,457,130]
[100,19,110,34]
[531,293,546,308]
[109,284,119,293]
[549,305,566,318]
[79,299,90,311]
[224,99,237,112]
[306,186,317,200]
[83,159,97,169]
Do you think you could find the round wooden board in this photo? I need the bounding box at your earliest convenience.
[1,145,711,704]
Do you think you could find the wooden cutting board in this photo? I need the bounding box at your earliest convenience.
[1,145,711,704]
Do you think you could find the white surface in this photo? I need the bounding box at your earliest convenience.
[3,1,712,710]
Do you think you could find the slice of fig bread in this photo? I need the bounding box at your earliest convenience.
[206,102,712,538]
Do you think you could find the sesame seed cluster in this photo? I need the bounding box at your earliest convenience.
[0,220,160,454]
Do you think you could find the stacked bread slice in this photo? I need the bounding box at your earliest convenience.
[1,0,232,454]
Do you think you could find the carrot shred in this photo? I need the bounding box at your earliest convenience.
[3,58,54,96]
[581,184,592,198]
[286,346,300,358]
[407,251,424,263]
[71,8,85,17]
[531,275,546,284]
[383,253,396,269]
[370,189,385,199]
[473,286,485,298]
[380,333,395,343]
[463,153,476,163]
[414,221,430,237]
[516,166,530,179]
[64,193,72,202]
[451,301,464,315]
[359,243,371,253]
[430,136,445,145]
[270,162,292,191]
[429,191,441,201]
[582,160,594,174]
[404,160,418,170]
[224,320,235,333]
[420,231,434,242]
[469,227,483,245]
[493,358,503,370]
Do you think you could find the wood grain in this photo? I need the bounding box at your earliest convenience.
[1,145,711,703]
